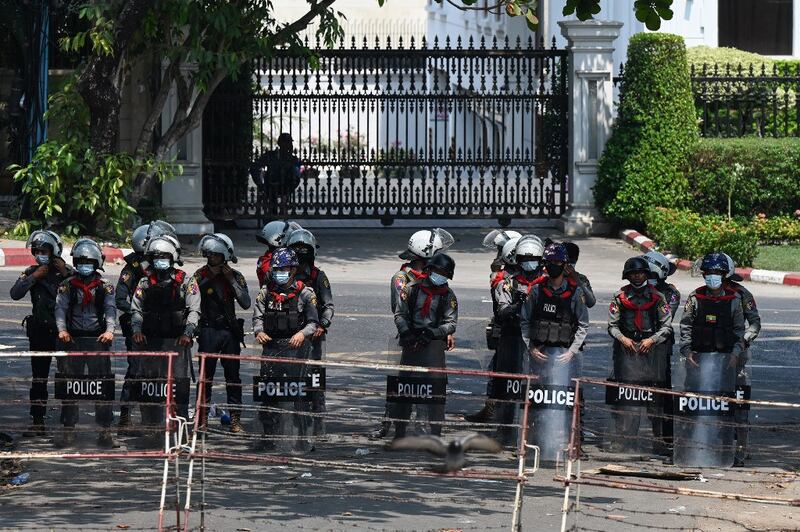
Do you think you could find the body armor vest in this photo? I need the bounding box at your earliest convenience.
[142,270,187,338]
[198,269,236,330]
[691,288,737,353]
[530,285,577,348]
[262,283,306,338]
[618,287,660,341]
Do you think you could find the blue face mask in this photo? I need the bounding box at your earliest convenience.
[153,258,171,271]
[35,255,50,265]
[647,279,658,286]
[520,260,538,272]
[428,272,448,286]
[76,264,95,277]
[273,271,291,285]
[704,274,723,290]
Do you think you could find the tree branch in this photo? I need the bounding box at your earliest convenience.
[270,0,339,46]
[134,54,183,157]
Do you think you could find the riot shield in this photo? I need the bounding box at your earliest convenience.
[673,352,737,467]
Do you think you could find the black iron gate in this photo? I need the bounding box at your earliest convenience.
[203,36,568,224]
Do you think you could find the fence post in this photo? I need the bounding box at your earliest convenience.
[557,20,622,236]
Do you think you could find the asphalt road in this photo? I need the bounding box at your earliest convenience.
[0,228,798,531]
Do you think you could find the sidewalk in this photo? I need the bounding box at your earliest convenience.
[0,238,131,267]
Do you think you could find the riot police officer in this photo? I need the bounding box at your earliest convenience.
[288,228,334,437]
[392,253,458,439]
[676,253,746,467]
[721,253,761,466]
[371,228,454,439]
[641,250,681,455]
[491,235,545,445]
[255,220,301,286]
[607,256,672,452]
[482,229,522,275]
[520,243,589,460]
[54,238,117,447]
[253,248,319,453]
[116,220,177,430]
[10,230,72,436]
[131,235,201,437]
[194,233,251,433]
[563,241,596,309]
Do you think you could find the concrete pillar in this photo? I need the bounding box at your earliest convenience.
[160,71,214,237]
[558,20,622,236]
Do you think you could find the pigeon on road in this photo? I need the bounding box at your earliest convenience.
[388,433,503,472]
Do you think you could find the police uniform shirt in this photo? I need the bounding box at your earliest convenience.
[575,272,596,309]
[493,269,542,324]
[679,289,746,358]
[130,270,201,337]
[192,266,252,318]
[55,274,117,334]
[520,279,590,354]
[607,285,672,345]
[252,281,319,337]
[394,280,458,339]
[115,252,148,314]
[296,265,334,329]
[728,281,761,346]
[657,281,682,320]
[10,263,74,303]
[390,264,424,314]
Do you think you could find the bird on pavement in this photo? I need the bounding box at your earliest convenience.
[387,433,503,472]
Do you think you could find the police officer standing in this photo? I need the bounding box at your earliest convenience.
[490,235,545,445]
[721,253,760,466]
[520,243,589,459]
[393,253,458,439]
[641,251,681,455]
[607,257,672,452]
[288,228,334,437]
[194,234,251,433]
[255,220,301,287]
[116,220,177,430]
[563,242,596,309]
[131,235,201,436]
[253,248,319,453]
[10,230,72,436]
[54,238,117,447]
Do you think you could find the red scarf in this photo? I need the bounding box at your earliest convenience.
[269,281,305,304]
[402,263,427,281]
[70,277,103,308]
[695,286,737,302]
[542,279,575,299]
[490,269,507,288]
[257,251,273,285]
[198,266,232,299]
[148,270,186,300]
[419,284,449,317]
[514,273,546,294]
[618,285,661,331]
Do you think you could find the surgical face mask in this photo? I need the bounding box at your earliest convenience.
[630,279,647,289]
[704,274,723,290]
[153,258,171,271]
[520,260,538,272]
[273,271,291,285]
[35,254,50,265]
[76,264,95,277]
[647,279,658,286]
[428,272,449,286]
[545,263,564,278]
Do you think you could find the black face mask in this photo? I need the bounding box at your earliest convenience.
[545,263,564,278]
[294,248,313,263]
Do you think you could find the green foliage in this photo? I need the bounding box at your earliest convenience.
[753,245,800,271]
[596,33,698,225]
[751,214,800,244]
[645,207,759,266]
[8,79,180,236]
[685,138,800,218]
[686,46,775,72]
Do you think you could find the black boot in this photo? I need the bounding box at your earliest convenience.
[465,401,495,423]
[368,420,391,440]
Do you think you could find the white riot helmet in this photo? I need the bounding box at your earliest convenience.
[27,229,63,256]
[71,238,105,270]
[482,229,522,250]
[399,228,454,260]
[257,220,302,247]
[131,225,150,254]
[199,233,237,263]
[642,250,676,281]
[132,220,177,254]
[500,236,522,265]
[287,228,317,249]
[514,235,545,258]
[146,234,182,265]
[720,252,743,282]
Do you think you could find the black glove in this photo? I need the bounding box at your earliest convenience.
[420,327,437,342]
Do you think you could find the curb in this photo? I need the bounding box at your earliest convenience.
[0,246,131,268]
[620,229,800,287]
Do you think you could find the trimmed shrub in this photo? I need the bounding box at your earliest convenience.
[751,214,800,244]
[596,33,698,225]
[645,207,759,266]
[685,138,800,217]
[686,46,774,72]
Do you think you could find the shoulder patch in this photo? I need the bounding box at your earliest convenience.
[323,276,330,288]
[310,295,318,307]
[121,271,131,283]
[450,297,457,310]
[745,298,756,311]
[104,283,114,294]
[236,271,247,288]
[659,300,671,316]
[134,285,144,299]
[58,283,69,294]
[256,291,266,304]
[609,301,618,315]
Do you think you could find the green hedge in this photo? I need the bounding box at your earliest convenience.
[686,45,775,72]
[685,138,800,218]
[751,214,800,244]
[596,33,698,225]
[645,207,759,266]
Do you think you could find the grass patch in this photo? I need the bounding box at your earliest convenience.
[753,245,800,271]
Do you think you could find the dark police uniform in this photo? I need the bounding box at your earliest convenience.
[115,252,148,417]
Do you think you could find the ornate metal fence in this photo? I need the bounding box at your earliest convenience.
[203,36,569,224]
